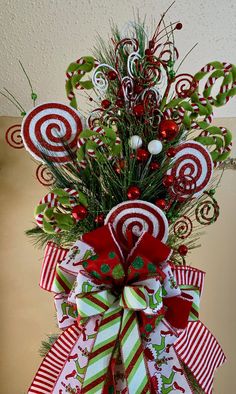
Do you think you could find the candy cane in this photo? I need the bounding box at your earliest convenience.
[164,62,236,131]
[195,61,236,107]
[35,188,87,234]
[65,56,97,109]
[195,124,232,167]
[77,126,122,168]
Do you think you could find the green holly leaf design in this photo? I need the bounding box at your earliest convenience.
[132,256,144,269]
[91,270,101,279]
[90,254,98,260]
[112,264,125,280]
[147,262,156,273]
[101,264,110,273]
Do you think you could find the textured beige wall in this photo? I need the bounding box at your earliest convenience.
[0,0,236,117]
[0,116,236,393]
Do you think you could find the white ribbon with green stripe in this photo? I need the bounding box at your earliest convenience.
[73,271,163,393]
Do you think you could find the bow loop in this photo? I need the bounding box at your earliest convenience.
[120,286,147,310]
[76,289,116,318]
[135,277,164,315]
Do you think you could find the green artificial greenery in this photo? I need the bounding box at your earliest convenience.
[26,21,230,268]
[39,333,60,357]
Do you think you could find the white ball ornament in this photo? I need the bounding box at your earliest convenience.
[129,135,143,149]
[148,139,163,155]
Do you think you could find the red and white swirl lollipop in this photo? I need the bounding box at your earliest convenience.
[21,102,83,165]
[105,200,169,245]
[167,140,213,200]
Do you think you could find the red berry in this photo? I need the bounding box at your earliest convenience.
[176,22,183,30]
[148,40,155,49]
[94,214,104,226]
[134,85,143,94]
[72,205,88,221]
[166,147,177,158]
[101,99,111,109]
[108,70,117,80]
[133,103,145,117]
[149,162,160,171]
[116,98,123,108]
[117,88,124,98]
[137,148,149,162]
[114,159,125,174]
[118,159,125,169]
[163,175,174,187]
[155,199,167,210]
[127,186,141,200]
[159,119,179,141]
[145,48,152,56]
[178,244,188,256]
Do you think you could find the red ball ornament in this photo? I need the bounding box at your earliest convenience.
[166,147,177,158]
[101,99,111,109]
[94,213,105,226]
[137,148,149,162]
[178,244,188,256]
[133,103,145,117]
[155,199,167,210]
[72,205,88,221]
[163,175,174,187]
[108,70,117,80]
[149,162,160,171]
[127,186,141,200]
[159,119,179,141]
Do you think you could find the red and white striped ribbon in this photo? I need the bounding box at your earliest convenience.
[172,264,205,295]
[28,324,80,394]
[174,321,226,394]
[39,242,68,292]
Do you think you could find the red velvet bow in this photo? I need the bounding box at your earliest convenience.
[80,224,192,332]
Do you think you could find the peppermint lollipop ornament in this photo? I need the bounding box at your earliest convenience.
[105,200,169,247]
[21,102,83,165]
[166,140,213,200]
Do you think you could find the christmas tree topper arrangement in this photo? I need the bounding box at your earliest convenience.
[6,5,235,393]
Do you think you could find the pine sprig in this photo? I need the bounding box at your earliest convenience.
[39,333,59,357]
